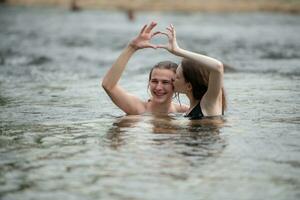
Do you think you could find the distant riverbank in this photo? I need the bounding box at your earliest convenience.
[4,0,300,13]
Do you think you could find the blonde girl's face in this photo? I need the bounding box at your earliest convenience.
[149,68,175,103]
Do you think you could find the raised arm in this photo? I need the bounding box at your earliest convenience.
[157,25,224,103]
[102,22,159,115]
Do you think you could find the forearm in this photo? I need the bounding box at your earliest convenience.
[174,48,223,72]
[102,45,137,90]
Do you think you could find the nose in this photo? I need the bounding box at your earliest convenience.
[155,82,163,90]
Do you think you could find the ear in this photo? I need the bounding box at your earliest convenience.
[186,82,193,91]
[147,84,152,97]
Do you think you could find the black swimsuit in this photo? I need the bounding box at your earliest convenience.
[185,102,204,120]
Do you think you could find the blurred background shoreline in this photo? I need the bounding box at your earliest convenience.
[2,0,300,13]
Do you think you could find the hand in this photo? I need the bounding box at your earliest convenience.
[129,22,160,50]
[157,24,180,53]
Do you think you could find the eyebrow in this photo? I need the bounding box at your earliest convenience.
[151,78,172,81]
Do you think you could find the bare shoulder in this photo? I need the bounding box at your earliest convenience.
[172,102,189,113]
[119,94,148,115]
[135,100,148,114]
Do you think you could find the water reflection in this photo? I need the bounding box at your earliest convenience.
[0,94,9,106]
[105,115,227,159]
[105,115,142,149]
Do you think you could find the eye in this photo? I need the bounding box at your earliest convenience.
[162,80,171,85]
[150,79,158,84]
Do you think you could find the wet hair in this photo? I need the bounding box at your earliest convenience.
[181,58,227,113]
[148,61,178,81]
[147,61,179,101]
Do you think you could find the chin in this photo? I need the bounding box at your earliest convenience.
[152,96,170,104]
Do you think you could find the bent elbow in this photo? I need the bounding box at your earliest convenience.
[101,79,110,91]
[216,61,224,74]
[101,80,106,89]
[102,84,111,93]
[101,79,116,93]
[101,80,106,87]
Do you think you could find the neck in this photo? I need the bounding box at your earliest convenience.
[149,99,172,114]
[186,91,199,109]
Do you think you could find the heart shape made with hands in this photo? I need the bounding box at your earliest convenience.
[149,32,169,49]
[130,22,176,50]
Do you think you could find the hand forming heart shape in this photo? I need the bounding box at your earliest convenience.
[129,21,179,54]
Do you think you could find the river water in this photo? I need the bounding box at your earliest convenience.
[0,5,300,200]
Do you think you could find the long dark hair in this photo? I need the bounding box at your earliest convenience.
[181,58,227,113]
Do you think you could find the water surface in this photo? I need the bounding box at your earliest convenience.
[0,6,300,200]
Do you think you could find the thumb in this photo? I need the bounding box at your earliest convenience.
[147,44,158,49]
[156,44,168,49]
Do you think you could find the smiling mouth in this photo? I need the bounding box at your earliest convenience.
[154,92,167,97]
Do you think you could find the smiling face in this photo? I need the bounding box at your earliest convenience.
[149,68,175,104]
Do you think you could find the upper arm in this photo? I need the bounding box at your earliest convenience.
[204,62,224,103]
[102,84,146,115]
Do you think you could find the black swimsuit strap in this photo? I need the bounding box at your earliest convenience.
[185,102,204,120]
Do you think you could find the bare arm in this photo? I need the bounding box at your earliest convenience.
[158,25,224,104]
[102,46,145,114]
[102,22,159,115]
[174,48,223,104]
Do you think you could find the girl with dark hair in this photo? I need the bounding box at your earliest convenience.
[157,24,227,119]
[102,22,188,115]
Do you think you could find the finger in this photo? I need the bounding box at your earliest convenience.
[145,21,157,33]
[156,44,168,49]
[170,24,176,37]
[160,31,171,39]
[140,24,147,34]
[166,27,174,36]
[159,31,168,36]
[166,27,173,35]
[151,31,161,37]
[169,24,175,32]
[147,44,157,49]
[142,41,157,49]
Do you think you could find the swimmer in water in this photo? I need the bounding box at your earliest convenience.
[156,24,227,119]
[102,22,189,115]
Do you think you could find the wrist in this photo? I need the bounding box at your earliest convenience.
[173,47,183,56]
[128,41,139,51]
[128,39,140,51]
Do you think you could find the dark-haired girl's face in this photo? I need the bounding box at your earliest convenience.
[174,65,189,94]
